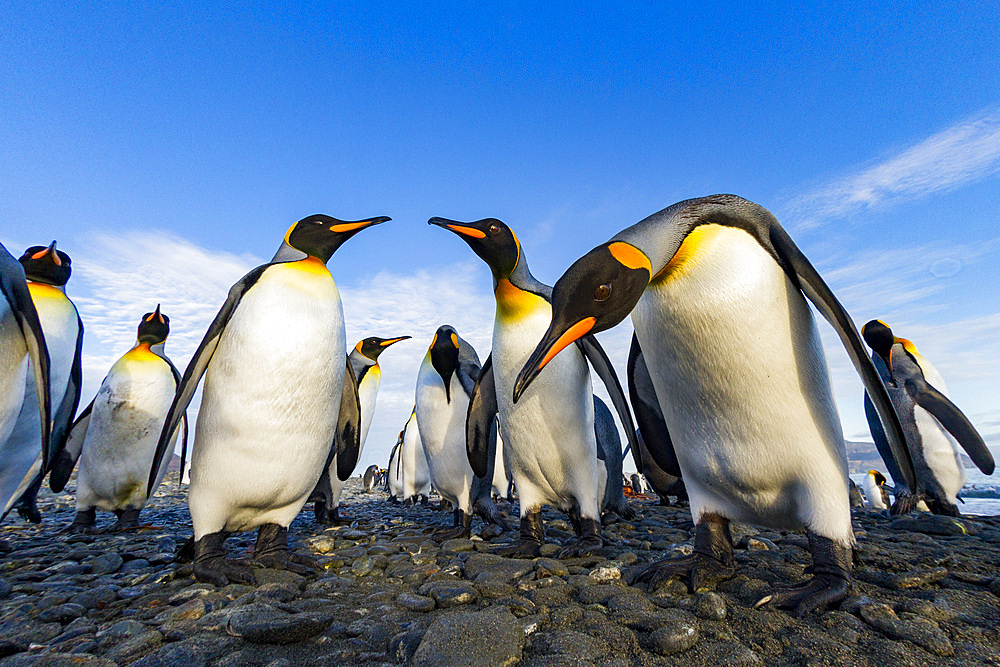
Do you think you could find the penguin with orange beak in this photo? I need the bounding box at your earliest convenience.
[154,214,387,586]
[2,241,83,524]
[514,195,914,615]
[312,334,410,524]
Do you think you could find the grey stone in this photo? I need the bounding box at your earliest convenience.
[227,605,332,645]
[396,592,436,611]
[859,602,953,657]
[72,585,119,609]
[649,614,700,655]
[413,607,523,666]
[464,553,534,582]
[694,591,727,620]
[104,629,163,663]
[37,603,87,623]
[889,567,948,589]
[87,552,124,575]
[421,580,478,608]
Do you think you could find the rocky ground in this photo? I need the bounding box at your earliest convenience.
[1,478,1000,666]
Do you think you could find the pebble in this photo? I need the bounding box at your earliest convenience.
[858,602,954,656]
[396,592,436,612]
[695,591,727,620]
[421,580,479,608]
[649,615,700,655]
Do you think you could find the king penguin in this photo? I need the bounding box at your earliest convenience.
[362,465,379,493]
[400,408,432,504]
[862,320,993,516]
[862,470,891,510]
[431,217,637,557]
[151,214,387,586]
[312,335,409,524]
[414,325,507,539]
[2,242,83,523]
[386,434,404,503]
[514,195,915,616]
[54,307,188,532]
[0,242,52,532]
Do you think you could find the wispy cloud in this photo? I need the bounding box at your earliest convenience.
[786,107,1000,229]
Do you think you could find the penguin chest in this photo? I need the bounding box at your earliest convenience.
[356,366,381,449]
[0,301,28,444]
[402,420,430,494]
[493,305,597,505]
[414,358,471,500]
[633,225,847,531]
[27,284,78,403]
[909,363,966,500]
[193,264,345,497]
[78,354,176,505]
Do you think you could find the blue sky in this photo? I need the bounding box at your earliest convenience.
[3,2,999,474]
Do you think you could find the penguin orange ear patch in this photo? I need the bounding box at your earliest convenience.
[608,242,651,273]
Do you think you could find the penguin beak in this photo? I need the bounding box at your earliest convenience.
[154,304,165,324]
[428,217,486,239]
[329,216,391,234]
[513,316,596,402]
[30,241,61,266]
[379,336,410,347]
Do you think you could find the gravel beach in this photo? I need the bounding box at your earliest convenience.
[1,477,999,666]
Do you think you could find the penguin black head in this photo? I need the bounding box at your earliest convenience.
[356,335,411,361]
[862,320,894,361]
[868,470,887,487]
[137,305,170,345]
[513,241,651,402]
[283,214,391,263]
[19,242,72,286]
[428,325,461,402]
[428,217,520,280]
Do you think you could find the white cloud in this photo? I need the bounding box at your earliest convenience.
[786,107,1000,229]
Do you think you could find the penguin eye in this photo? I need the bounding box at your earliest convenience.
[488,224,500,235]
[594,283,612,302]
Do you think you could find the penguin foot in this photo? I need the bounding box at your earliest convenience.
[313,501,331,525]
[494,540,542,558]
[629,514,735,591]
[494,511,543,558]
[193,532,257,587]
[889,489,920,515]
[754,574,851,617]
[17,500,41,524]
[110,509,141,532]
[556,536,603,559]
[68,509,97,535]
[251,523,322,575]
[0,538,10,554]
[434,510,472,540]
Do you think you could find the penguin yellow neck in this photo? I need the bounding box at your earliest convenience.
[495,278,546,321]
[290,256,331,275]
[651,223,729,283]
[125,342,161,362]
[26,281,68,301]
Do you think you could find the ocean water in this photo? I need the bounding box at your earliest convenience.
[850,468,1000,517]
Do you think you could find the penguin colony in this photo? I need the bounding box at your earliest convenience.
[0,195,993,616]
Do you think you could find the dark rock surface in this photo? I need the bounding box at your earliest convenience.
[1,477,999,665]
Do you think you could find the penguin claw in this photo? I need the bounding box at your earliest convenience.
[194,557,258,587]
[493,541,542,558]
[252,551,322,575]
[628,552,735,591]
[754,574,850,617]
[434,526,471,541]
[556,538,603,559]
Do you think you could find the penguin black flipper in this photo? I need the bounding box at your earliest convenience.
[905,379,995,475]
[162,356,191,484]
[147,263,271,495]
[49,398,93,492]
[48,315,84,469]
[765,225,916,491]
[863,390,910,492]
[575,334,641,468]
[626,333,683,477]
[0,244,52,471]
[335,357,363,481]
[466,354,498,479]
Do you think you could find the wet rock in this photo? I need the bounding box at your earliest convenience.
[87,552,124,575]
[72,585,119,609]
[37,602,87,623]
[464,553,534,583]
[351,556,374,576]
[413,607,524,666]
[534,557,569,578]
[227,605,332,644]
[858,602,953,656]
[649,614,700,655]
[890,515,974,536]
[420,580,478,608]
[528,629,611,663]
[104,629,163,663]
[889,567,948,589]
[396,592,435,612]
[694,591,727,620]
[441,538,475,552]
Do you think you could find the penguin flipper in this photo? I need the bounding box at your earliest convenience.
[147,263,271,496]
[626,333,683,477]
[905,379,995,475]
[465,354,498,478]
[48,314,84,470]
[863,391,909,491]
[335,357,363,481]
[0,244,52,471]
[49,398,93,492]
[766,226,916,491]
[576,334,641,465]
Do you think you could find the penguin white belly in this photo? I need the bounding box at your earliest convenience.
[189,264,344,538]
[862,474,887,510]
[491,431,509,497]
[910,358,966,503]
[415,366,473,512]
[402,418,431,498]
[322,366,381,509]
[0,301,28,454]
[76,351,177,511]
[632,225,851,543]
[388,447,404,499]
[494,307,599,518]
[1,286,79,515]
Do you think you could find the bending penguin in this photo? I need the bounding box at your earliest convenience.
[152,214,387,586]
[431,217,636,557]
[3,242,83,523]
[400,408,431,504]
[0,242,52,530]
[53,307,188,532]
[514,195,914,615]
[414,325,507,539]
[362,465,379,493]
[862,320,993,516]
[312,335,409,523]
[862,471,891,510]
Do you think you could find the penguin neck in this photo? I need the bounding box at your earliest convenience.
[493,254,551,322]
[128,340,165,361]
[26,280,68,299]
[271,241,308,263]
